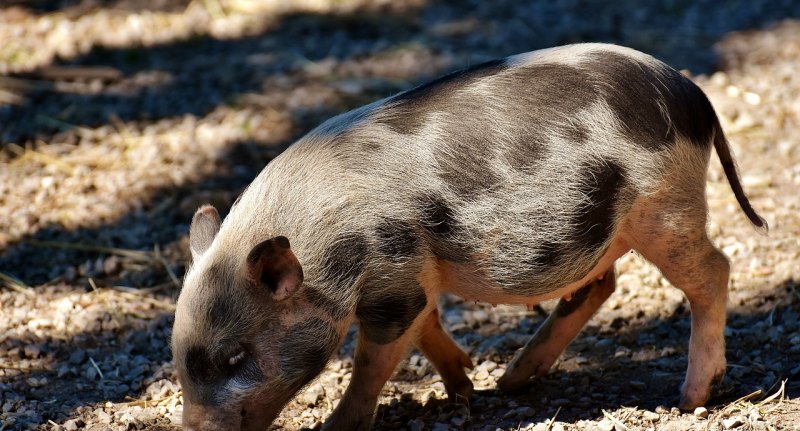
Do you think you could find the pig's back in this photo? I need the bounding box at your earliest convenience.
[236,43,718,298]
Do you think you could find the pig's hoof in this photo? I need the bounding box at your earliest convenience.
[496,371,529,394]
[678,372,724,411]
[678,390,709,411]
[446,378,474,405]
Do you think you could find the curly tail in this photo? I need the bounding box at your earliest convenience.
[713,122,768,233]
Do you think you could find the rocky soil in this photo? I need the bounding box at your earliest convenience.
[1,1,799,430]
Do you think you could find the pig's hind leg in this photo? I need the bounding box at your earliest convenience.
[497,268,616,392]
[628,194,730,410]
[415,307,474,403]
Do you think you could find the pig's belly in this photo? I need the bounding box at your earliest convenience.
[432,237,630,305]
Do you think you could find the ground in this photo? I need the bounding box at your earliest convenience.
[1,1,799,430]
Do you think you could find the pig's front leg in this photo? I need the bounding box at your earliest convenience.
[415,308,474,403]
[498,267,616,392]
[322,328,416,431]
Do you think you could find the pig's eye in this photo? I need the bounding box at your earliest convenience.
[228,350,246,367]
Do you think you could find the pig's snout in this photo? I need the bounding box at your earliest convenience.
[181,402,243,431]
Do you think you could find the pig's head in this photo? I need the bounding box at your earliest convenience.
[172,205,344,431]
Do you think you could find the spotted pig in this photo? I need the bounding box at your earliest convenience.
[171,43,766,431]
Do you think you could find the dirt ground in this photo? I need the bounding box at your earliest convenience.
[1,1,799,430]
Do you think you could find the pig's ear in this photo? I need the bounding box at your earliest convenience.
[245,236,303,301]
[190,205,221,260]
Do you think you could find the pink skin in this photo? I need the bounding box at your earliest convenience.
[415,308,474,402]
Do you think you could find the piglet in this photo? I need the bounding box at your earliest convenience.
[172,43,766,431]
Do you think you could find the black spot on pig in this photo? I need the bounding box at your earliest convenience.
[420,196,462,238]
[375,219,419,261]
[418,196,471,262]
[303,287,351,320]
[357,284,428,344]
[584,51,715,149]
[319,232,368,288]
[185,345,215,385]
[498,64,598,171]
[381,59,508,135]
[279,318,339,385]
[208,295,238,330]
[573,161,627,252]
[554,284,593,316]
[436,139,502,198]
[528,241,562,269]
[509,63,600,117]
[563,122,590,145]
[504,129,549,172]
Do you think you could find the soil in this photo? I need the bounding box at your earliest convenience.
[1,1,799,430]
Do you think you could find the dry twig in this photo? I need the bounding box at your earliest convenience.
[602,409,630,431]
[154,244,182,289]
[544,406,561,431]
[0,271,35,297]
[24,239,153,261]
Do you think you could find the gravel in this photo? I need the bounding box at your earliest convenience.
[1,0,800,430]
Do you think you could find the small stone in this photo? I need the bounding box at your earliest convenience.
[642,411,660,421]
[408,419,424,431]
[596,338,614,348]
[694,406,709,419]
[743,92,761,105]
[63,419,83,431]
[300,384,323,405]
[598,418,615,431]
[69,350,86,364]
[95,409,112,424]
[480,360,498,372]
[103,256,122,275]
[23,344,41,358]
[723,416,744,429]
[26,377,47,387]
